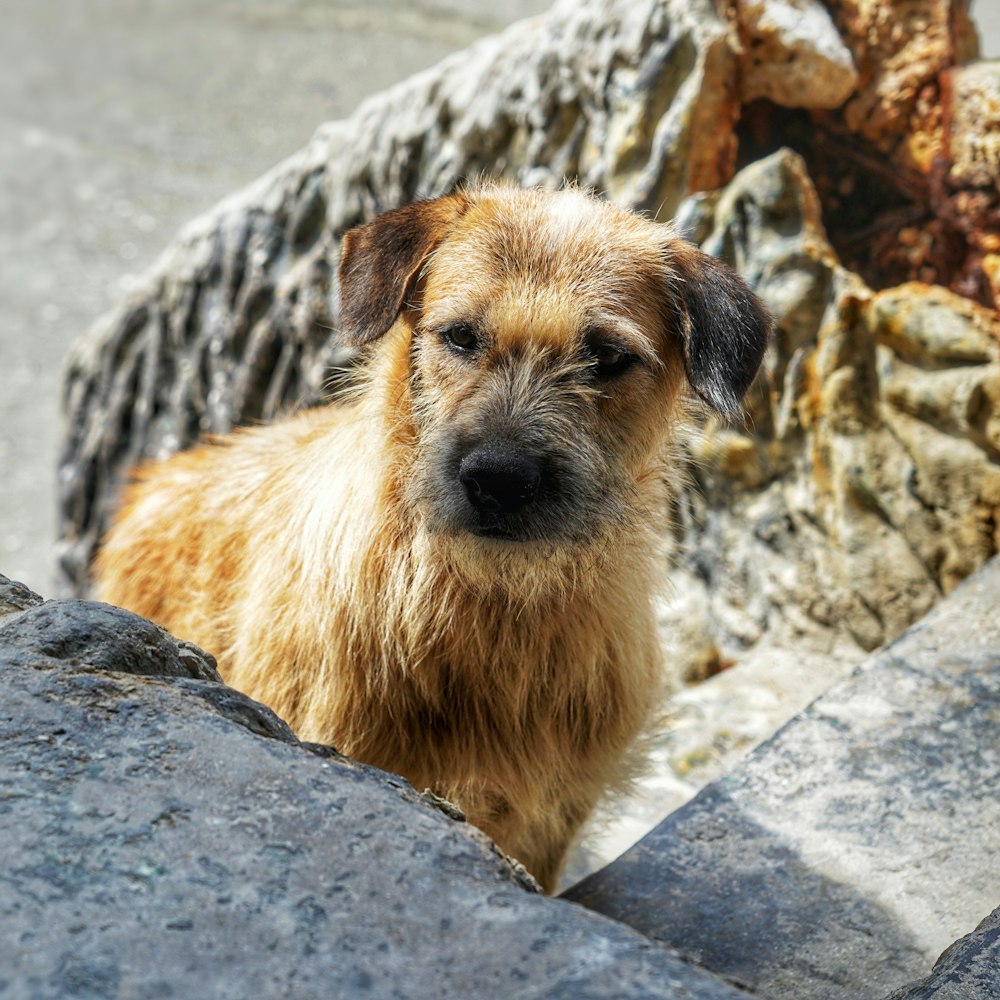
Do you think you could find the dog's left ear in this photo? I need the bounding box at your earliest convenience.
[338,195,469,345]
[668,246,772,419]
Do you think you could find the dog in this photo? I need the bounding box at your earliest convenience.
[95,184,770,891]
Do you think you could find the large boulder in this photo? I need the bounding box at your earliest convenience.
[0,573,747,1000]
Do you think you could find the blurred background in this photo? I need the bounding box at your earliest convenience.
[1,0,998,597]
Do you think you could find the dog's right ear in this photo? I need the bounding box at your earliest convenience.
[338,195,469,345]
[668,245,773,420]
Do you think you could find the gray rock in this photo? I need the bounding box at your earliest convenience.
[564,557,1000,1000]
[0,587,222,684]
[0,573,44,624]
[0,580,749,1000]
[881,906,1000,1000]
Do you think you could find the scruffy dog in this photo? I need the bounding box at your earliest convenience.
[96,185,769,891]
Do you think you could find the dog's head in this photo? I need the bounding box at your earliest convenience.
[338,186,770,564]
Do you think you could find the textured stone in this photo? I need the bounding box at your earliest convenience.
[941,61,1000,191]
[932,61,1000,303]
[0,592,222,683]
[564,558,1000,1000]
[737,0,858,108]
[659,149,1000,685]
[871,283,999,367]
[882,906,1000,1000]
[0,573,43,624]
[0,575,748,1000]
[829,0,980,154]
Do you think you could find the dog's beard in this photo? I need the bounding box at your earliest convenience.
[409,516,612,607]
[399,446,644,604]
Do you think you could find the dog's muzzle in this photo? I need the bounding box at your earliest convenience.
[450,442,558,541]
[459,445,541,517]
[431,429,592,544]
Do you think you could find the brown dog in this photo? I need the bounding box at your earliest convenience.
[95,185,769,891]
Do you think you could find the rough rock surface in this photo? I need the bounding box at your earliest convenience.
[0,573,748,1000]
[660,147,1000,678]
[4,562,998,997]
[0,574,43,622]
[882,906,1000,1000]
[564,557,1000,1000]
[935,60,1000,303]
[737,0,858,108]
[829,0,980,154]
[0,598,222,682]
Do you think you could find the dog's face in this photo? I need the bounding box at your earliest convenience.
[339,186,770,560]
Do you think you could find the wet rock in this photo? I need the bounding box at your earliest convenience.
[0,578,748,1000]
[565,558,1000,1000]
[940,61,1000,190]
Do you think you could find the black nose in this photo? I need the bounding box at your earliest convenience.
[459,447,541,515]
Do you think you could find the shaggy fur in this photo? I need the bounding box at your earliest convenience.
[95,185,770,891]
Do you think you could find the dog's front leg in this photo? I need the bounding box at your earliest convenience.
[483,789,597,894]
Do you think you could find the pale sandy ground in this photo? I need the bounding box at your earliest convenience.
[1,1,998,879]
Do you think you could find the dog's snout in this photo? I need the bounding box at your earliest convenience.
[459,447,541,515]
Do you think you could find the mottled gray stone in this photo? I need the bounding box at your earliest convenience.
[0,585,222,684]
[0,573,43,624]
[564,558,1000,1000]
[882,906,1000,1000]
[0,577,748,1000]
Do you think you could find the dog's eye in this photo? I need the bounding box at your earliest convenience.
[440,323,479,354]
[587,339,637,379]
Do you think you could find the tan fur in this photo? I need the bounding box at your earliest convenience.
[95,185,769,891]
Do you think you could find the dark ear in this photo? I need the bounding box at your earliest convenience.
[338,194,468,345]
[669,246,772,418]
